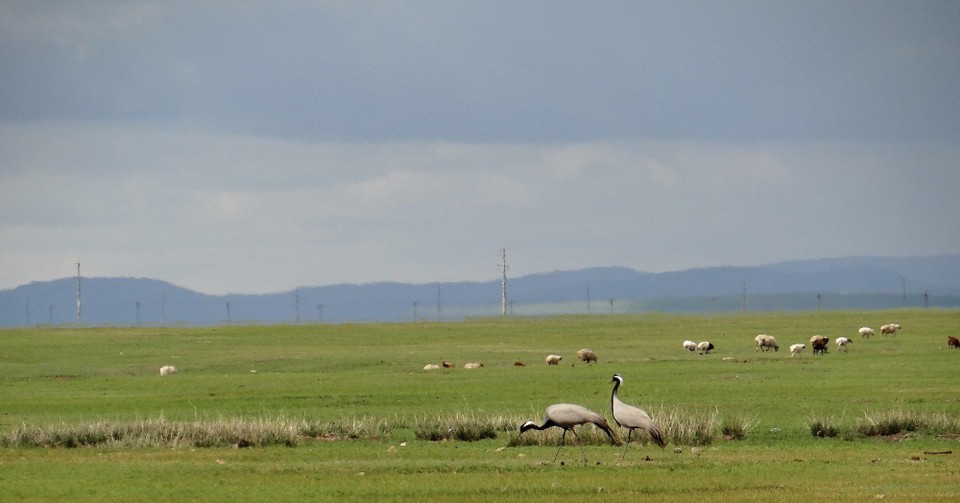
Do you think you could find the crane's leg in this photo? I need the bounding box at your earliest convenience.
[621,428,634,460]
[553,429,568,463]
[570,428,587,462]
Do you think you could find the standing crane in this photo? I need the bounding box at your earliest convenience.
[610,373,666,459]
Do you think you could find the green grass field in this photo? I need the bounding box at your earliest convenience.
[1,309,958,501]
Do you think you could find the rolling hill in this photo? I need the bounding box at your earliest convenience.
[2,255,958,327]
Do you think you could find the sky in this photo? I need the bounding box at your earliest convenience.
[1,0,959,295]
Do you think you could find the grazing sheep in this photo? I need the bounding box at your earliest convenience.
[423,364,441,370]
[789,344,805,357]
[576,348,598,363]
[514,361,526,366]
[880,323,901,337]
[697,341,714,354]
[947,336,959,349]
[442,361,455,368]
[546,354,562,365]
[858,327,875,339]
[755,334,779,352]
[810,335,829,355]
[159,365,177,376]
[463,362,484,369]
[683,340,698,352]
[836,337,853,352]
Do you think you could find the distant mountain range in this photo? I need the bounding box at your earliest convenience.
[2,255,959,327]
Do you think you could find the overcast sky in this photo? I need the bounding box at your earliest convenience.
[1,1,959,295]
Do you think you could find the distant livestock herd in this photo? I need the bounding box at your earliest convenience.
[672,322,956,358]
[157,320,957,377]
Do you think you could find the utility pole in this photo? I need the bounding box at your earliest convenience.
[499,248,509,316]
[295,289,301,324]
[413,301,419,320]
[75,262,82,324]
[901,277,907,306]
[317,303,324,323]
[741,282,747,313]
[437,286,442,321]
[135,301,141,327]
[586,281,592,315]
[225,301,231,324]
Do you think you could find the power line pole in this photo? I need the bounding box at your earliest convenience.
[295,289,301,324]
[75,262,82,324]
[741,282,747,313]
[436,286,442,321]
[586,281,592,315]
[499,248,509,316]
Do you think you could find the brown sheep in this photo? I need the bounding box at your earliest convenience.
[948,336,960,349]
[810,335,830,355]
[442,361,455,368]
[576,348,598,363]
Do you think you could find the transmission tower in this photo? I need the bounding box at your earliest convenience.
[75,262,82,324]
[499,248,509,316]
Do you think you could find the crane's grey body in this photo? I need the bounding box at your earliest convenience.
[520,403,616,462]
[610,373,666,458]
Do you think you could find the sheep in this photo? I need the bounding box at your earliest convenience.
[423,364,441,370]
[546,354,562,365]
[697,341,714,354]
[513,361,526,366]
[858,327,875,339]
[576,348,598,363]
[789,344,805,357]
[442,361,455,368]
[463,362,484,369]
[683,340,698,352]
[880,323,901,337]
[159,365,178,376]
[947,336,959,349]
[810,335,829,355]
[755,334,779,352]
[836,337,852,352]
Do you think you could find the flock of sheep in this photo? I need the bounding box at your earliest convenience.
[682,323,906,359]
[422,348,600,371]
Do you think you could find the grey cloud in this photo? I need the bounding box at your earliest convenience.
[2,1,958,143]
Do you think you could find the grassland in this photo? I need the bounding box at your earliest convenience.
[1,309,958,501]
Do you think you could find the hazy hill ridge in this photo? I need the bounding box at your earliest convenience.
[2,255,958,327]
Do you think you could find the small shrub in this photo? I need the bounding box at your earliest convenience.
[857,410,921,437]
[809,419,839,438]
[721,415,756,440]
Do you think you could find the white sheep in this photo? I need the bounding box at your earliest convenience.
[463,362,483,369]
[159,365,177,376]
[576,348,598,363]
[858,327,875,339]
[755,334,779,352]
[683,340,698,352]
[545,354,562,365]
[789,344,805,357]
[423,364,441,370]
[697,341,714,354]
[836,337,852,352]
[880,323,901,337]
